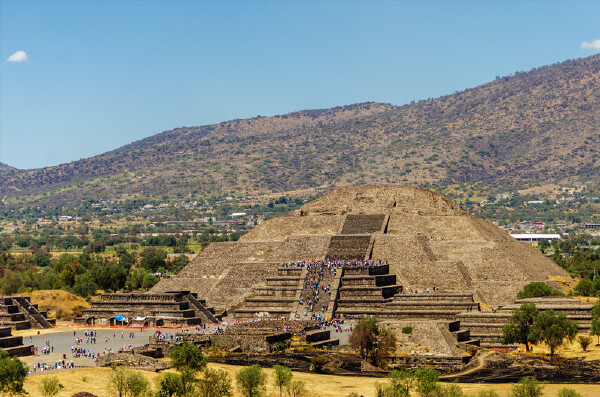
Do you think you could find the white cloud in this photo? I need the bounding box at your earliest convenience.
[581,39,600,51]
[6,50,29,62]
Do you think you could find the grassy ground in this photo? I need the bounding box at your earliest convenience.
[22,363,600,397]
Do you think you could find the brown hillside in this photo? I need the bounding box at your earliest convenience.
[153,185,568,312]
[2,55,599,206]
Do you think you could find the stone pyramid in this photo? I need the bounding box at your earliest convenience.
[152,185,568,314]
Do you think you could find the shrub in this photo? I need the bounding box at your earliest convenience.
[578,336,591,352]
[310,354,327,373]
[510,377,544,397]
[557,388,583,397]
[517,282,562,299]
[402,326,413,334]
[476,391,500,397]
[40,376,64,397]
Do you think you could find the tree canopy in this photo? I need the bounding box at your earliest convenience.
[0,349,28,396]
[530,310,578,360]
[501,302,539,350]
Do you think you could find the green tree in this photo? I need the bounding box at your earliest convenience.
[197,367,232,397]
[510,377,543,397]
[156,372,183,397]
[501,302,539,351]
[286,380,308,397]
[0,348,28,396]
[592,301,600,320]
[236,364,267,397]
[140,248,167,272]
[573,279,594,296]
[126,370,150,397]
[414,368,439,397]
[375,369,414,397]
[349,316,397,366]
[272,365,292,397]
[170,342,207,371]
[530,310,578,360]
[590,319,600,346]
[108,366,149,397]
[39,376,64,397]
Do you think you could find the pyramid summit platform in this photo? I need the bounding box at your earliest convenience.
[152,185,568,317]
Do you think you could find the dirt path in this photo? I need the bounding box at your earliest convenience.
[440,351,493,379]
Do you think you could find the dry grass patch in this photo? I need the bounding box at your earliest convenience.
[22,364,600,397]
[29,289,90,321]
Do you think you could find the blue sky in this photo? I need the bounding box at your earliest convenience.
[1,0,599,170]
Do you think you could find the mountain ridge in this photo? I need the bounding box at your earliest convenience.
[1,55,599,206]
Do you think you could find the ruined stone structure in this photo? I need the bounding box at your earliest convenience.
[0,327,33,356]
[456,296,593,348]
[76,291,219,326]
[0,296,54,330]
[153,185,568,320]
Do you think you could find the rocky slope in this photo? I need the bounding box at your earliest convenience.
[1,55,599,206]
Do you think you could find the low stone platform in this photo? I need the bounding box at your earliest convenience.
[76,291,218,326]
[456,296,593,348]
[0,327,34,357]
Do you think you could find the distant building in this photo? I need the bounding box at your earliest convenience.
[585,224,600,230]
[510,233,561,243]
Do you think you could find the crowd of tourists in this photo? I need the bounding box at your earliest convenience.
[283,259,386,318]
[32,359,75,373]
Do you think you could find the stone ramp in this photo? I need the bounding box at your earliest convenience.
[341,214,386,234]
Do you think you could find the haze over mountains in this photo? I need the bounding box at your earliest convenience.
[1,55,599,206]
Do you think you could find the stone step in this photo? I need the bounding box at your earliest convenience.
[277,268,303,276]
[393,293,474,301]
[341,214,386,235]
[335,308,460,319]
[234,308,292,319]
[254,289,297,298]
[339,285,401,299]
[341,274,397,287]
[305,329,331,343]
[0,335,24,349]
[311,338,340,348]
[387,302,480,310]
[3,345,34,357]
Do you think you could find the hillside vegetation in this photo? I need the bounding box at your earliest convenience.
[1,55,599,206]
